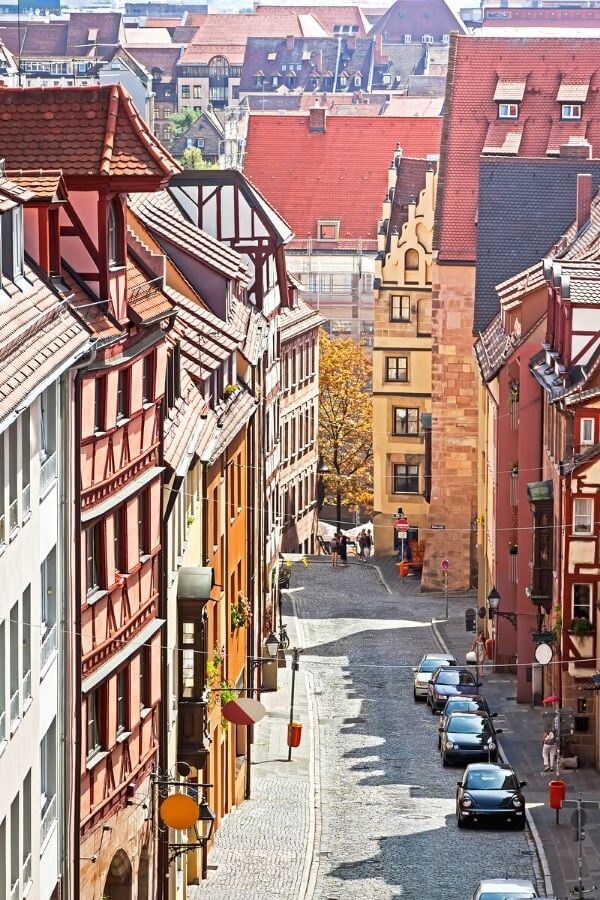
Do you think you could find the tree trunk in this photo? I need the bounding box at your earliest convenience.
[336,489,342,532]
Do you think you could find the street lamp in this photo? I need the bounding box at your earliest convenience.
[265,631,280,658]
[487,586,517,628]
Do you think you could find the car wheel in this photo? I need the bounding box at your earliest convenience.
[431,704,438,715]
[413,688,418,700]
[457,812,466,828]
[514,818,526,830]
[442,755,449,767]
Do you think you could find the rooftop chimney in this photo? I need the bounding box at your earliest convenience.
[309,107,326,134]
[558,140,592,159]
[286,34,295,50]
[576,173,592,231]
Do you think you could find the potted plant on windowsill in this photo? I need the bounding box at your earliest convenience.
[569,617,593,637]
[224,383,239,399]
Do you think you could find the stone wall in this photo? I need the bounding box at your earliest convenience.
[422,262,478,590]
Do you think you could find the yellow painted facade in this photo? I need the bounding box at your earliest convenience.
[372,152,437,553]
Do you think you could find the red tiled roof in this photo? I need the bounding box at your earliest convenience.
[369,0,466,41]
[187,11,327,46]
[435,35,600,263]
[0,85,179,180]
[484,7,600,27]
[254,5,369,36]
[243,114,441,240]
[179,42,246,65]
[127,256,175,324]
[6,170,66,203]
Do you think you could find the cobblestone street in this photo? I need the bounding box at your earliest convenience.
[295,561,538,900]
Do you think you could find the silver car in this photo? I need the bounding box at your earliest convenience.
[471,878,538,899]
[412,652,458,700]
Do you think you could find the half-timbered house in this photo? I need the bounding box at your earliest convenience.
[0,84,179,898]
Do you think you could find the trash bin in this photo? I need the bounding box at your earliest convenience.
[549,780,566,809]
[287,721,303,748]
[398,561,409,577]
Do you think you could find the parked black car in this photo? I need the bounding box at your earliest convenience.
[427,667,480,712]
[438,696,496,749]
[440,712,501,765]
[456,763,526,829]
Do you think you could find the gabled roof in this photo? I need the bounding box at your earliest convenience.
[484,6,600,28]
[243,113,441,243]
[370,0,466,41]
[66,12,124,58]
[130,190,248,282]
[435,35,600,264]
[178,42,246,65]
[186,11,328,46]
[279,297,324,341]
[0,258,90,421]
[474,157,600,333]
[125,46,182,82]
[0,85,179,181]
[254,5,370,36]
[169,109,223,159]
[387,156,435,251]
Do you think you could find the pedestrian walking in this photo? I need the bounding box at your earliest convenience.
[365,528,373,558]
[472,630,486,682]
[542,727,558,772]
[331,533,339,567]
[339,534,348,566]
[358,529,367,561]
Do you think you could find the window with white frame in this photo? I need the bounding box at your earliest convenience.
[498,103,519,119]
[573,498,593,534]
[572,583,592,621]
[404,34,412,43]
[581,418,594,445]
[86,688,104,758]
[561,103,582,120]
[442,33,450,43]
[41,547,56,634]
[40,718,56,813]
[39,383,56,464]
[422,33,434,43]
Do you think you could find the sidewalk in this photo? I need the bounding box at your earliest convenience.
[188,604,317,900]
[374,552,600,899]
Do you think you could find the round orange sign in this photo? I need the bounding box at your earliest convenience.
[159,794,200,830]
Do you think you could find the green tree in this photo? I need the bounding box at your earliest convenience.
[318,328,373,526]
[180,147,219,170]
[169,107,201,142]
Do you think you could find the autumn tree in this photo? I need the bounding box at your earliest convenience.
[318,328,373,526]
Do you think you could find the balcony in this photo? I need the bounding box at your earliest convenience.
[22,853,32,894]
[23,669,31,707]
[21,483,31,519]
[40,623,57,673]
[177,698,210,769]
[8,498,18,535]
[40,794,57,848]
[9,688,19,729]
[40,452,57,495]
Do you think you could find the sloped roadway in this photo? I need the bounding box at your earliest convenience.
[293,562,538,900]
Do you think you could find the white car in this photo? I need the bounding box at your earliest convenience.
[412,652,458,700]
[471,879,538,900]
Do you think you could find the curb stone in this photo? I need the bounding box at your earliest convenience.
[430,617,555,900]
[291,592,321,900]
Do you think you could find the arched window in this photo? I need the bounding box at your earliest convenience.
[108,200,121,267]
[405,248,419,271]
[208,55,229,77]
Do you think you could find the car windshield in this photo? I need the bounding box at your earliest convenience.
[437,670,475,686]
[446,700,481,714]
[465,770,518,791]
[448,716,490,735]
[420,658,454,672]
[479,893,535,900]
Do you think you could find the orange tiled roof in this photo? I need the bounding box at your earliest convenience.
[5,170,66,203]
[0,85,179,180]
[127,256,175,324]
[60,265,122,340]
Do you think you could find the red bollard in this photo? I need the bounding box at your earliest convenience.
[549,779,566,823]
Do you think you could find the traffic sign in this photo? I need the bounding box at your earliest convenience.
[395,516,409,534]
[441,559,450,571]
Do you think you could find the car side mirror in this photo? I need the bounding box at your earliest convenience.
[519,780,527,788]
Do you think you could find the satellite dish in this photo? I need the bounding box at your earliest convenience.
[535,643,554,665]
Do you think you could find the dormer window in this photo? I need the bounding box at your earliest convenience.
[422,34,434,44]
[1,205,24,283]
[108,200,123,268]
[442,34,450,43]
[318,220,339,241]
[339,73,348,88]
[272,75,279,86]
[562,103,582,121]
[354,73,361,87]
[498,103,519,119]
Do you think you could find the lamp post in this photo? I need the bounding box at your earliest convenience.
[487,586,517,628]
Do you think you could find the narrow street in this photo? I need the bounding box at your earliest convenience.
[294,561,538,900]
